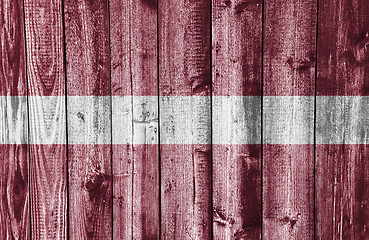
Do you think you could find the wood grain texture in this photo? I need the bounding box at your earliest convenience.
[316,145,369,240]
[263,0,316,238]
[316,0,369,96]
[0,1,29,238]
[159,0,212,238]
[0,145,29,240]
[263,0,316,96]
[263,145,314,239]
[63,0,112,238]
[212,0,262,238]
[68,145,111,239]
[212,145,261,239]
[110,5,133,237]
[316,0,369,238]
[23,0,67,238]
[212,0,261,96]
[0,0,27,96]
[110,0,159,237]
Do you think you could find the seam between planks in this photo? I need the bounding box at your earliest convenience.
[157,0,162,238]
[21,0,31,238]
[60,0,70,238]
[107,0,113,238]
[261,0,265,238]
[313,0,319,238]
[128,2,134,238]
[210,0,213,238]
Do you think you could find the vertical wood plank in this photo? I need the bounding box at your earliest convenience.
[263,0,316,239]
[110,0,133,237]
[316,0,369,238]
[0,1,28,238]
[212,0,262,239]
[63,0,112,238]
[158,0,212,238]
[23,0,67,238]
[110,0,159,238]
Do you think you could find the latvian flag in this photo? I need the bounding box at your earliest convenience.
[1,0,368,239]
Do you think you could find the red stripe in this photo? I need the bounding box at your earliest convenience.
[29,144,67,239]
[64,0,110,96]
[316,0,369,96]
[160,144,212,239]
[262,144,314,239]
[68,144,112,239]
[0,0,27,96]
[315,144,369,239]
[112,144,160,239]
[0,144,29,239]
[212,144,261,239]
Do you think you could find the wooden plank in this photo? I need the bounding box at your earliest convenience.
[63,0,112,238]
[110,9,132,239]
[0,0,29,238]
[262,0,316,238]
[158,0,212,238]
[110,0,159,237]
[23,0,67,238]
[316,0,369,238]
[212,0,262,238]
[0,145,29,240]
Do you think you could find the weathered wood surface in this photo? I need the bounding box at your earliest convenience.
[63,0,112,238]
[110,0,159,238]
[158,0,212,239]
[24,0,67,238]
[0,0,29,239]
[316,0,369,239]
[263,0,316,239]
[212,0,262,239]
[3,0,369,239]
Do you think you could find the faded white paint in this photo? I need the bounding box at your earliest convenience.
[4,96,369,144]
[263,96,314,144]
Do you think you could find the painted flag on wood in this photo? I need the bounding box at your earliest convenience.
[1,0,369,239]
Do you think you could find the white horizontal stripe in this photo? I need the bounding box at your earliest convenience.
[0,96,28,144]
[159,96,211,144]
[316,96,369,144]
[67,96,111,144]
[212,96,261,144]
[263,96,314,144]
[3,96,369,144]
[113,96,158,144]
[28,96,66,144]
